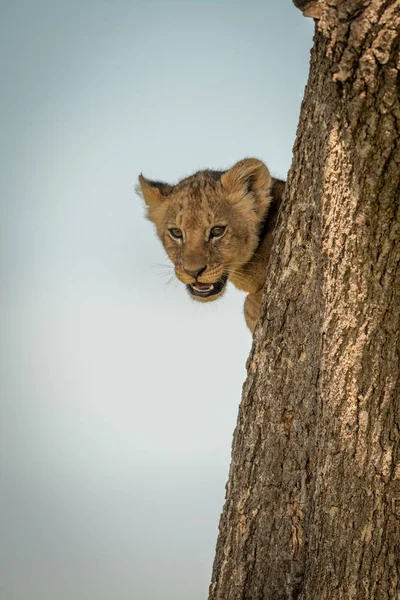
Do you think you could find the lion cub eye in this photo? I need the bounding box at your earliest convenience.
[210,225,226,238]
[169,228,183,239]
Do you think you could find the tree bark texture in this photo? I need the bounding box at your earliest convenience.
[209,2,400,599]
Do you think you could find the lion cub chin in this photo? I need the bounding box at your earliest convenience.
[137,158,285,333]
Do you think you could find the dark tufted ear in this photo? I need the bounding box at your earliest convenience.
[136,175,174,223]
[136,175,173,210]
[221,158,271,196]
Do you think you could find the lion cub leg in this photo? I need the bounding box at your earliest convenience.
[244,289,264,333]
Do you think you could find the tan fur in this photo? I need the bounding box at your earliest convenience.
[137,158,285,333]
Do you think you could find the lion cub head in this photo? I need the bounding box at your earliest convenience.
[137,158,272,302]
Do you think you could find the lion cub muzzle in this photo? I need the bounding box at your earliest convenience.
[183,266,207,279]
[188,273,228,299]
[175,264,228,301]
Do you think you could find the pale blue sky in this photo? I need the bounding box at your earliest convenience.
[0,2,313,599]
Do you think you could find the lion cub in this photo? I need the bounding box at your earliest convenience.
[137,158,285,332]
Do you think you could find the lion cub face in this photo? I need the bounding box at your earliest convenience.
[137,158,272,302]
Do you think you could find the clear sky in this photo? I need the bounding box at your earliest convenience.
[0,2,313,599]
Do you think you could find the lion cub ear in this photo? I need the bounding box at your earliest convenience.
[221,158,272,214]
[136,175,173,220]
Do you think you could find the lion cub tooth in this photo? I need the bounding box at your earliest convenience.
[194,283,213,292]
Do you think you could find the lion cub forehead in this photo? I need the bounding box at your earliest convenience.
[168,172,226,227]
[170,196,216,229]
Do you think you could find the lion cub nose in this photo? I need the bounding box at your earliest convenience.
[183,265,207,279]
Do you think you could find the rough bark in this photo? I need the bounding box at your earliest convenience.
[209,2,400,599]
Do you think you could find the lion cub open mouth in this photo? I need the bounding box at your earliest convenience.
[187,274,228,299]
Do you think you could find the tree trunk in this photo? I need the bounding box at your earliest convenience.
[209,2,400,599]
